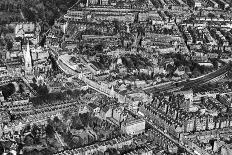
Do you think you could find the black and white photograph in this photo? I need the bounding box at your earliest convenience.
[0,0,232,154]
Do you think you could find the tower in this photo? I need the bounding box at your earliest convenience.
[24,41,32,73]
[86,0,89,6]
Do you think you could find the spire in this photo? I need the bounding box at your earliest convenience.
[86,0,89,7]
[24,40,32,73]
[110,86,115,97]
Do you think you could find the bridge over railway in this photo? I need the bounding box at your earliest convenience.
[143,62,232,94]
[78,74,129,103]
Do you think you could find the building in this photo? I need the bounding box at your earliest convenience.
[78,104,89,114]
[100,106,112,119]
[47,81,63,93]
[0,61,7,77]
[121,118,145,135]
[124,144,153,155]
[64,10,85,21]
[173,90,194,110]
[88,103,100,114]
[54,135,133,155]
[184,114,195,133]
[194,0,202,7]
[112,107,127,124]
[15,22,35,38]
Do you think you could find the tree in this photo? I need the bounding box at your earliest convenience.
[39,35,46,47]
[72,89,81,98]
[6,41,13,50]
[163,28,169,34]
[55,92,65,100]
[30,96,44,106]
[19,84,25,93]
[32,77,37,84]
[31,124,40,138]
[71,115,84,130]
[1,83,15,99]
[192,67,201,78]
[22,8,36,22]
[66,89,73,97]
[22,124,31,135]
[40,148,53,155]
[71,136,82,148]
[94,44,103,52]
[24,134,34,146]
[37,84,49,97]
[112,19,120,33]
[208,13,215,18]
[45,124,55,138]
[79,113,90,127]
[0,143,4,155]
[52,116,65,133]
[23,149,44,155]
[53,116,59,124]
[63,110,71,121]
[63,131,73,145]
[105,148,118,155]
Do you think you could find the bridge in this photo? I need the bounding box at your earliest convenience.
[82,75,112,97]
[48,46,130,103]
[79,74,129,103]
[143,62,232,94]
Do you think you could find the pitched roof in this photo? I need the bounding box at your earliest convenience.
[101,105,110,113]
[88,103,98,109]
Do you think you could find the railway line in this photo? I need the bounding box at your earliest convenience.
[144,62,232,94]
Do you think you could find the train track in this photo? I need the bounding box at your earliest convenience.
[144,62,232,94]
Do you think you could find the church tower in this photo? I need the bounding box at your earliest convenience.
[110,86,115,98]
[24,41,32,73]
[86,0,89,6]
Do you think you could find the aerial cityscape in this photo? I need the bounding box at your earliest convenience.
[1,0,232,154]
